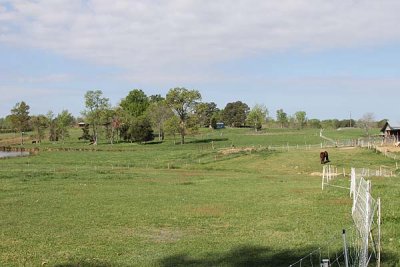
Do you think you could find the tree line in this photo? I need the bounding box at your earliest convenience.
[0,87,387,145]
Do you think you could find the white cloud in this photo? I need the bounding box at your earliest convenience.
[1,0,400,73]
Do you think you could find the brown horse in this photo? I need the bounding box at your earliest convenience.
[320,151,330,164]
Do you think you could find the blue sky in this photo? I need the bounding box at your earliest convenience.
[1,0,400,124]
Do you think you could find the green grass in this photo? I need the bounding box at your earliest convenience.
[1,127,399,266]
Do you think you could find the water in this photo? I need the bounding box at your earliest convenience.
[0,151,30,158]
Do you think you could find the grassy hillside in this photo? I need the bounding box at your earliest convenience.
[0,127,398,266]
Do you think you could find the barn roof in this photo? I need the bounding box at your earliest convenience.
[381,122,400,132]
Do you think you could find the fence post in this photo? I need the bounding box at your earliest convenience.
[377,197,381,267]
[342,229,349,267]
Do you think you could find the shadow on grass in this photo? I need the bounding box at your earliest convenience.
[54,259,115,267]
[143,140,164,145]
[186,138,229,144]
[159,245,316,267]
[159,245,399,267]
[51,246,400,267]
[381,250,400,267]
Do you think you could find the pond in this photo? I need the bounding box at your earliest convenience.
[0,151,30,158]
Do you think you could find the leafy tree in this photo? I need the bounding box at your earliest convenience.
[47,111,59,142]
[246,104,268,131]
[338,119,356,128]
[149,94,164,103]
[129,117,154,142]
[30,115,48,142]
[79,124,92,141]
[120,117,154,143]
[359,112,376,136]
[321,119,340,129]
[294,111,307,129]
[210,110,224,129]
[106,108,123,144]
[83,90,110,145]
[0,117,12,132]
[276,109,288,128]
[164,116,181,144]
[210,116,217,129]
[222,101,249,127]
[308,119,321,129]
[166,87,201,144]
[195,102,219,128]
[147,100,173,141]
[120,89,149,118]
[9,101,30,145]
[56,110,74,143]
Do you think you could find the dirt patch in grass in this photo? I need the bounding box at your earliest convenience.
[142,228,183,243]
[326,198,352,205]
[289,188,316,194]
[377,145,400,153]
[310,172,322,176]
[219,146,256,155]
[244,132,300,136]
[187,204,225,217]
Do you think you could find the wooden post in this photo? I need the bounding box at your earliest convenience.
[377,197,381,267]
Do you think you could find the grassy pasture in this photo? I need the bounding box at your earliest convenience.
[0,127,399,266]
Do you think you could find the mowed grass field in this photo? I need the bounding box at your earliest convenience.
[1,127,399,266]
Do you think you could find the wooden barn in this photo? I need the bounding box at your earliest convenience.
[380,122,400,139]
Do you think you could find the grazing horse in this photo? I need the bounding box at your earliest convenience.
[320,151,330,164]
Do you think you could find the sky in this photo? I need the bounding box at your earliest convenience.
[1,0,400,124]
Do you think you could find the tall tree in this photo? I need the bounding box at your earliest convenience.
[83,90,110,145]
[308,119,321,129]
[195,102,219,128]
[222,101,249,127]
[102,108,123,144]
[164,115,181,144]
[294,111,307,129]
[0,117,12,132]
[147,100,173,141]
[9,101,30,145]
[149,94,164,103]
[128,117,154,143]
[247,104,268,131]
[276,109,288,128]
[359,112,376,136]
[30,115,48,142]
[47,111,58,142]
[166,87,201,144]
[56,110,74,143]
[321,119,340,129]
[120,89,150,118]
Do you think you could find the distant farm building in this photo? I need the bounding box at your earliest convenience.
[216,122,225,129]
[381,122,400,141]
[78,122,88,128]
